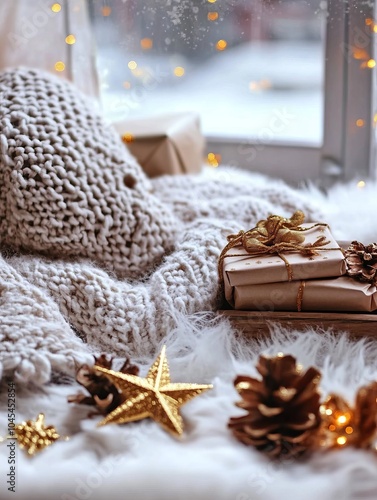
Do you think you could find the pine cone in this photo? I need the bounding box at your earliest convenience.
[68,354,139,414]
[354,381,377,448]
[345,241,377,285]
[319,382,377,449]
[228,354,321,459]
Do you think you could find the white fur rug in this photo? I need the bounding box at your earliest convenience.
[1,177,377,500]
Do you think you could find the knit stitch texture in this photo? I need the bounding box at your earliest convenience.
[0,68,323,385]
[0,68,177,279]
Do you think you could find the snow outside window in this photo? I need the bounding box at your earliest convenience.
[90,0,376,185]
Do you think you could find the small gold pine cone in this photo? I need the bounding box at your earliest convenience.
[228,354,321,459]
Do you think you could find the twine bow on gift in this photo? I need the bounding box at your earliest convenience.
[218,210,331,283]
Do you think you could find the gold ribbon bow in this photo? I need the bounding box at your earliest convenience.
[218,210,331,283]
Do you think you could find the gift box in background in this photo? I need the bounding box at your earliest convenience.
[113,112,205,178]
[222,223,346,290]
[231,276,377,312]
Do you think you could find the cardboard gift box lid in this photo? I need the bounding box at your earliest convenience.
[223,223,346,288]
[113,112,205,178]
[232,276,377,313]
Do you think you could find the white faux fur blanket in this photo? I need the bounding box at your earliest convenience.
[1,174,377,500]
[0,166,322,385]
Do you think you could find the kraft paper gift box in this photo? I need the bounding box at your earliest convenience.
[222,223,346,290]
[113,112,205,178]
[229,276,377,312]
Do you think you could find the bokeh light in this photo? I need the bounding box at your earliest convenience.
[207,12,219,21]
[54,61,65,72]
[51,3,61,13]
[128,60,138,70]
[102,6,112,17]
[140,38,153,50]
[65,34,76,45]
[216,39,227,51]
[174,66,185,77]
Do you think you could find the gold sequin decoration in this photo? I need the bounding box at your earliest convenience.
[14,414,61,456]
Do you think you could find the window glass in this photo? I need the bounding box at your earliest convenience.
[90,0,326,144]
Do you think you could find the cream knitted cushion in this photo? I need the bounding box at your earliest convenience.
[0,67,177,278]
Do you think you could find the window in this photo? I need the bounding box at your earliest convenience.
[89,0,376,185]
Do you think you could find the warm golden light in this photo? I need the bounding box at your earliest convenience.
[122,133,134,143]
[207,152,221,167]
[352,48,368,60]
[356,119,365,127]
[216,39,227,51]
[325,408,333,416]
[367,59,376,68]
[373,25,377,33]
[329,424,336,431]
[102,6,112,16]
[128,60,138,70]
[345,426,353,434]
[140,38,153,50]
[208,0,217,3]
[337,415,347,425]
[357,180,366,188]
[54,61,65,72]
[336,436,347,446]
[65,34,76,45]
[208,12,219,21]
[123,81,131,89]
[173,66,185,77]
[365,18,373,25]
[51,3,61,13]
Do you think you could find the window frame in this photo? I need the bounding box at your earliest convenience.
[206,0,376,186]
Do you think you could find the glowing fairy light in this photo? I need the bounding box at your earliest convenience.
[140,38,153,50]
[54,61,65,72]
[65,34,76,45]
[207,152,221,167]
[51,3,61,13]
[336,436,347,446]
[207,12,219,21]
[216,39,227,51]
[174,66,185,77]
[128,61,138,70]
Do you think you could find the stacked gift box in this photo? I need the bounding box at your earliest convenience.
[221,212,377,313]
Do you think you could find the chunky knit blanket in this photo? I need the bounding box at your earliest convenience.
[0,68,322,386]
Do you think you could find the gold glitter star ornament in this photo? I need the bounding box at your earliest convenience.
[95,346,213,436]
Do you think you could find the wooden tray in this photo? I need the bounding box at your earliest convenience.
[219,310,377,338]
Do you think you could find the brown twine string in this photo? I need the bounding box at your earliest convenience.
[217,210,346,283]
[218,210,338,283]
[296,281,306,312]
